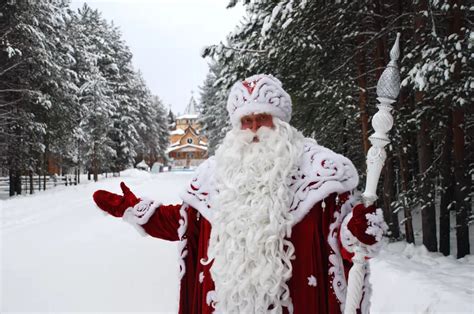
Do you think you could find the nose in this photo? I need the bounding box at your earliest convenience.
[251,119,259,133]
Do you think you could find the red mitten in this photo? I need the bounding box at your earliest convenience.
[347,204,383,246]
[93,182,140,217]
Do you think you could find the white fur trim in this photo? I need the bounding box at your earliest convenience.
[340,206,386,258]
[123,199,161,235]
[227,74,292,128]
[180,140,359,227]
[179,157,216,223]
[177,204,189,280]
[289,139,359,226]
[327,196,355,310]
[340,212,358,253]
[199,272,204,283]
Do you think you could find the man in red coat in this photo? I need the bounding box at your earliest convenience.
[94,74,386,314]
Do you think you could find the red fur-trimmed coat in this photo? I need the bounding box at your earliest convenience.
[122,139,373,314]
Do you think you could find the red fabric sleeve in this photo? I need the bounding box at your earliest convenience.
[141,204,182,241]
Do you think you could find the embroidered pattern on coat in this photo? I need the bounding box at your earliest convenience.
[307,275,317,287]
[288,139,359,225]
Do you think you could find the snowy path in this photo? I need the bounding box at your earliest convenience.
[2,170,192,313]
[2,170,473,313]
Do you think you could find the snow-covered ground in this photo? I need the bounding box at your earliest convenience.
[371,243,474,313]
[1,170,473,313]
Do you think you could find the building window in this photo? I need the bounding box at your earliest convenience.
[188,153,194,159]
[187,138,193,144]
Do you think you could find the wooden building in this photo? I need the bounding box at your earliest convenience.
[167,97,208,168]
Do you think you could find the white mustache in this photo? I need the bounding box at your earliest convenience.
[238,126,275,144]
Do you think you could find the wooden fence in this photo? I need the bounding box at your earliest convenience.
[0,175,78,199]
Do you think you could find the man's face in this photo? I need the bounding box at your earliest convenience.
[240,113,274,133]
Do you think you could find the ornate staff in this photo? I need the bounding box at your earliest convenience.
[344,33,401,314]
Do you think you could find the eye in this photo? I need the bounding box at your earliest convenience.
[242,117,251,125]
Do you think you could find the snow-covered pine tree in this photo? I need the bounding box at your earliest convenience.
[0,0,79,193]
[153,95,170,161]
[1,1,169,187]
[132,71,168,167]
[198,61,231,154]
[401,0,472,256]
[72,4,116,181]
[200,0,472,256]
[102,22,140,173]
[168,108,176,130]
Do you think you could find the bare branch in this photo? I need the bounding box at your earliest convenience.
[0,61,22,77]
[0,88,39,94]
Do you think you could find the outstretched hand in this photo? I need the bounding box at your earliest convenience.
[93,182,140,217]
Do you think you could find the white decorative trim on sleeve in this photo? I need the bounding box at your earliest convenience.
[177,204,189,280]
[123,198,161,236]
[340,207,386,257]
[340,212,358,253]
[327,195,354,309]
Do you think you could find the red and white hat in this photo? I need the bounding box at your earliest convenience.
[227,74,292,128]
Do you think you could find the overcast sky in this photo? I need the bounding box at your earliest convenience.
[70,0,245,114]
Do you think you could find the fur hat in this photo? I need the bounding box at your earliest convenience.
[227,74,292,128]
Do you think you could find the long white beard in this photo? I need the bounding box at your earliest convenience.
[206,119,305,313]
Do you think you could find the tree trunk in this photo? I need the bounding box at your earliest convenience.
[439,105,453,256]
[9,170,14,197]
[16,173,21,195]
[452,108,470,258]
[415,0,437,252]
[356,37,370,155]
[92,142,99,182]
[397,87,415,244]
[448,0,470,259]
[398,142,415,243]
[383,154,400,239]
[43,147,48,191]
[29,170,34,195]
[9,168,21,196]
[417,109,437,252]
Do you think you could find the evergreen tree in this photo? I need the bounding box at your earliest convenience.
[200,0,472,257]
[0,1,170,186]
